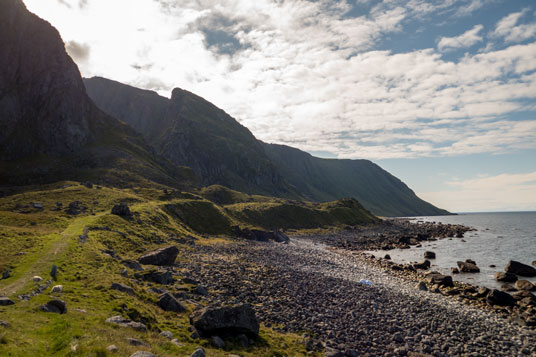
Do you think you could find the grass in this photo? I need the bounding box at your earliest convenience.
[0,181,331,356]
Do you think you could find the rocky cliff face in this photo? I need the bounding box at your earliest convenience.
[0,0,92,159]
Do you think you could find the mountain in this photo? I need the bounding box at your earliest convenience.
[84,78,448,216]
[0,0,196,188]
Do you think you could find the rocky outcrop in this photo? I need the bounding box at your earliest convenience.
[505,260,536,277]
[190,304,259,337]
[138,246,179,266]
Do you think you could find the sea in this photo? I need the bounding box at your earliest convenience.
[368,211,536,289]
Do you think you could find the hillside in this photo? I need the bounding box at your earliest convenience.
[84,77,448,217]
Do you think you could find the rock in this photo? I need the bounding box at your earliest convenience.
[476,287,490,298]
[533,261,536,267]
[0,320,10,327]
[33,276,43,283]
[465,259,476,265]
[190,348,206,357]
[160,331,174,339]
[425,273,453,287]
[41,299,67,314]
[84,181,93,188]
[31,202,44,209]
[50,264,58,280]
[142,270,174,285]
[0,297,15,306]
[515,280,535,291]
[192,285,209,296]
[451,267,459,274]
[393,332,405,343]
[415,282,427,291]
[457,261,480,273]
[111,203,131,217]
[487,289,516,306]
[190,304,260,337]
[106,345,118,353]
[130,352,156,357]
[138,246,179,266]
[182,277,199,285]
[424,251,436,259]
[511,290,534,300]
[111,282,134,295]
[505,260,536,277]
[66,201,86,215]
[51,285,63,294]
[211,335,225,348]
[2,269,10,279]
[122,260,144,271]
[501,284,517,292]
[273,230,290,243]
[127,338,147,346]
[494,272,518,282]
[238,333,249,348]
[106,316,147,331]
[384,254,391,260]
[413,260,430,270]
[157,292,186,313]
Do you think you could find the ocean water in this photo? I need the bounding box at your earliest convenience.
[369,212,536,289]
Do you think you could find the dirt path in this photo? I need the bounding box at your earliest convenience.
[0,213,103,296]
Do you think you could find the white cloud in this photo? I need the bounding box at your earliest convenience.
[437,24,483,51]
[492,9,536,43]
[454,0,485,17]
[419,172,536,212]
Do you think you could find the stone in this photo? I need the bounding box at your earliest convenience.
[211,335,225,348]
[424,251,436,259]
[51,285,63,294]
[126,338,147,346]
[41,299,67,314]
[33,276,43,283]
[515,280,535,291]
[0,320,10,327]
[487,289,516,306]
[413,260,431,270]
[138,246,179,266]
[2,269,10,279]
[106,345,118,353]
[533,261,536,267]
[0,297,15,306]
[142,270,174,285]
[501,284,517,292]
[238,333,249,348]
[31,202,44,209]
[50,264,58,280]
[111,203,131,217]
[451,267,459,274]
[457,261,480,273]
[66,201,86,215]
[393,333,405,343]
[106,316,147,331]
[415,282,427,291]
[505,260,536,277]
[190,304,260,337]
[465,259,476,265]
[160,330,174,339]
[494,272,518,283]
[122,260,144,271]
[190,348,206,357]
[111,283,135,295]
[157,292,186,313]
[273,230,290,243]
[476,287,490,297]
[192,285,209,296]
[84,181,93,188]
[425,273,453,287]
[384,254,391,260]
[130,352,156,357]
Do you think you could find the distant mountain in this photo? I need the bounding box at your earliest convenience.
[84,77,448,216]
[0,0,196,188]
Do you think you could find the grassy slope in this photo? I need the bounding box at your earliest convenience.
[0,182,377,356]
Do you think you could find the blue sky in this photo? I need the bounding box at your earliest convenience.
[24,0,536,212]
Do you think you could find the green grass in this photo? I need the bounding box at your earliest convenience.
[0,182,328,356]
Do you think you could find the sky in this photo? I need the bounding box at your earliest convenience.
[23,0,536,213]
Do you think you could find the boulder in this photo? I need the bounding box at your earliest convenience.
[511,290,534,300]
[190,348,206,357]
[505,260,536,277]
[106,316,147,331]
[451,267,459,274]
[501,284,517,292]
[126,338,147,347]
[415,282,427,291]
[157,292,186,313]
[190,304,260,337]
[211,335,225,349]
[51,285,63,294]
[465,259,476,265]
[515,280,535,291]
[106,345,118,353]
[487,289,516,306]
[384,254,391,260]
[122,260,144,271]
[413,260,431,270]
[192,285,209,296]
[494,272,517,283]
[111,283,134,295]
[457,261,480,273]
[425,273,453,287]
[273,230,290,243]
[160,331,174,339]
[0,320,10,327]
[424,251,436,259]
[111,203,131,217]
[33,276,43,283]
[0,297,15,306]
[130,352,156,357]
[142,270,174,285]
[41,299,67,314]
[138,246,179,266]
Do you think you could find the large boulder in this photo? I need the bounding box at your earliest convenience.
[157,292,186,313]
[505,260,536,277]
[142,270,174,285]
[138,246,179,266]
[41,299,67,314]
[494,272,517,283]
[486,289,516,306]
[457,261,480,273]
[190,304,259,337]
[425,273,453,287]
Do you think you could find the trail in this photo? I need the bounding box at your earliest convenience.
[0,213,104,296]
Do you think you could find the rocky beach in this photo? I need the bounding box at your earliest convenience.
[176,220,536,356]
